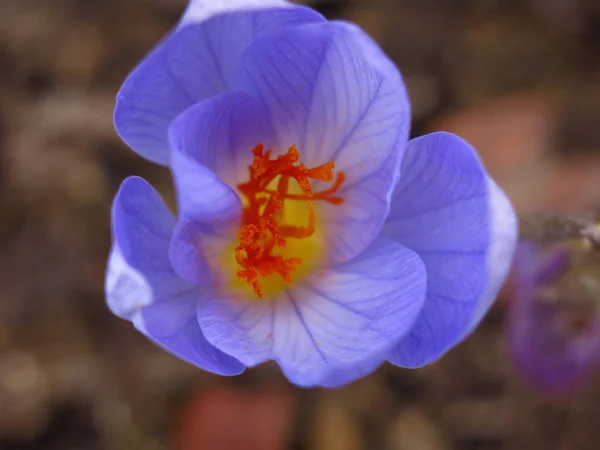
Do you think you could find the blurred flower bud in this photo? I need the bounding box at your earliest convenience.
[508,241,600,396]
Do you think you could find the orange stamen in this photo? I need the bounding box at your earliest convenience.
[235,144,345,298]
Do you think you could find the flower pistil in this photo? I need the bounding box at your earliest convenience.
[235,143,345,298]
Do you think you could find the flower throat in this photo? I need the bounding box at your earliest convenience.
[235,144,345,298]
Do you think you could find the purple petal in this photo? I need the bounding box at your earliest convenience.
[287,353,385,388]
[170,150,243,227]
[169,217,230,287]
[107,176,182,319]
[114,6,324,165]
[106,177,244,375]
[168,91,276,189]
[134,291,245,375]
[168,92,277,285]
[196,238,426,387]
[509,243,600,395]
[167,147,242,288]
[237,21,410,262]
[381,132,516,368]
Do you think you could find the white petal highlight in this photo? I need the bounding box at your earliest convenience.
[467,178,518,332]
[182,0,290,25]
[106,245,153,320]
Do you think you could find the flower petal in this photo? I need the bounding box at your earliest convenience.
[182,0,290,24]
[114,6,324,165]
[170,151,243,227]
[237,21,410,262]
[169,217,231,286]
[196,238,426,386]
[106,176,244,375]
[168,91,276,189]
[309,356,385,388]
[168,92,278,285]
[107,176,182,320]
[134,291,245,375]
[381,132,517,368]
[106,245,152,321]
[467,178,517,332]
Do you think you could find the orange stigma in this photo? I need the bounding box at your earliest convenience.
[235,144,345,298]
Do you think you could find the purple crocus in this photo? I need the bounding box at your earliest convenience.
[509,242,600,395]
[106,0,518,387]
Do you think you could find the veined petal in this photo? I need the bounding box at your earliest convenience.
[108,176,183,317]
[166,162,240,286]
[169,217,231,287]
[114,6,324,165]
[168,91,276,189]
[134,291,245,375]
[170,151,243,227]
[196,238,427,386]
[381,132,517,368]
[168,93,273,285]
[106,177,244,375]
[237,21,410,262]
[309,356,385,388]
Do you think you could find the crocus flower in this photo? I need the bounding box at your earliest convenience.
[106,0,518,387]
[509,242,600,395]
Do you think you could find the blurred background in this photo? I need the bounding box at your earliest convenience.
[0,0,599,449]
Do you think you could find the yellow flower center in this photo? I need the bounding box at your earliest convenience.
[227,143,345,299]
